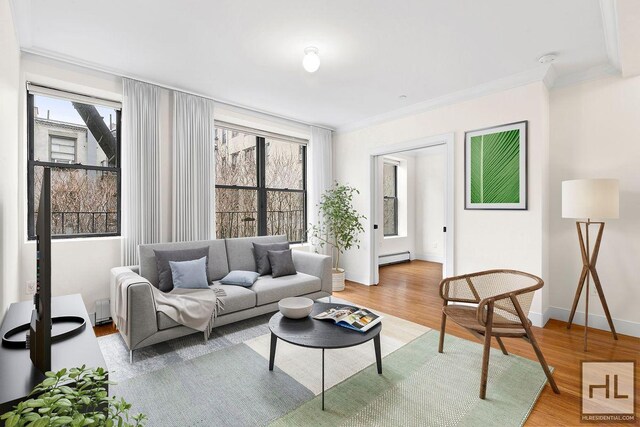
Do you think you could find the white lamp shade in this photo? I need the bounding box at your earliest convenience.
[562,179,619,219]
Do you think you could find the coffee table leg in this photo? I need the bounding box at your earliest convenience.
[374,333,382,374]
[269,333,277,371]
[322,348,325,410]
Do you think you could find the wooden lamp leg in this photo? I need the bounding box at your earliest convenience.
[566,221,618,351]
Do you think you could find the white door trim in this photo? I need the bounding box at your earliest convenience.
[369,133,455,284]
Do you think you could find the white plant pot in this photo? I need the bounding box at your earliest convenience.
[332,268,345,292]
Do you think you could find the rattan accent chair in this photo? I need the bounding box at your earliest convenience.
[438,269,560,399]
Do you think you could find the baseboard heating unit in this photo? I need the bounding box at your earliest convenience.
[378,251,411,266]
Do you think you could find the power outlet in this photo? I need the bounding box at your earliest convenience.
[26,280,36,295]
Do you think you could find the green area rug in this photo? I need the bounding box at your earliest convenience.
[104,314,550,426]
[271,331,550,427]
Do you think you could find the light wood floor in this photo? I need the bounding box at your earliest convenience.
[94,260,638,425]
[340,260,639,426]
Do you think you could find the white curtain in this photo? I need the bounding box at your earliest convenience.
[121,78,162,265]
[308,126,333,254]
[173,92,216,242]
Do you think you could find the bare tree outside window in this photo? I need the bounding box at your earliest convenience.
[214,128,306,242]
[28,91,120,239]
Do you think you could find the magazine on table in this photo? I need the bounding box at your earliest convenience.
[313,306,382,333]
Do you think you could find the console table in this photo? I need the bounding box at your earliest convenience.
[0,294,106,414]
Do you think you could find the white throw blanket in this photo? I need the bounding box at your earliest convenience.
[114,270,226,340]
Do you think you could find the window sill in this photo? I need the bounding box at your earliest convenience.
[24,235,122,245]
[383,235,406,240]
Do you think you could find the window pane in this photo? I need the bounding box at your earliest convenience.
[267,191,305,242]
[33,166,118,236]
[215,128,257,186]
[383,198,397,236]
[215,188,258,239]
[265,139,304,189]
[33,94,118,167]
[383,163,396,197]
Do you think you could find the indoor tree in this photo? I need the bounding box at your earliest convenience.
[309,183,366,273]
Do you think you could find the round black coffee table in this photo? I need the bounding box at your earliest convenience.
[268,302,382,410]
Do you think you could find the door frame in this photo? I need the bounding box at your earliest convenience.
[369,133,455,284]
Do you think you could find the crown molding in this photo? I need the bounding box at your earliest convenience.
[20,47,334,132]
[600,0,621,72]
[337,65,552,133]
[8,0,31,48]
[552,62,620,88]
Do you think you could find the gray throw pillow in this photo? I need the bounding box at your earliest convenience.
[267,249,297,278]
[253,242,290,276]
[220,270,260,287]
[169,257,209,289]
[154,247,210,292]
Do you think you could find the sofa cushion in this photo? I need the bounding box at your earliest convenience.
[156,284,256,330]
[225,235,288,272]
[250,272,321,306]
[220,270,260,287]
[139,240,229,287]
[268,249,297,278]
[253,242,289,275]
[156,247,209,292]
[169,257,209,289]
[215,284,257,314]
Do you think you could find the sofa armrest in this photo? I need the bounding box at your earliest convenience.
[292,251,332,295]
[109,266,158,350]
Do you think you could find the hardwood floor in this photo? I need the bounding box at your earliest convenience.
[94,260,638,425]
[340,260,639,426]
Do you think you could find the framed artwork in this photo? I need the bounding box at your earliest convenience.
[465,121,527,210]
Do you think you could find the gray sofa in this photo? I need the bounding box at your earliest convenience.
[109,235,332,360]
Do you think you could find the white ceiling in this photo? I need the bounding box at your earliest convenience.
[11,0,610,129]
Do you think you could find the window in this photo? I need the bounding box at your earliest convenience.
[214,127,307,243]
[49,136,77,163]
[383,162,398,236]
[27,86,121,239]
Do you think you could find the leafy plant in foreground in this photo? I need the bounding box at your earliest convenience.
[1,365,146,427]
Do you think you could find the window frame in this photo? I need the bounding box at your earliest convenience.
[214,126,308,244]
[27,90,122,240]
[383,162,399,237]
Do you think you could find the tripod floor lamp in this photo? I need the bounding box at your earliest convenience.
[562,179,619,351]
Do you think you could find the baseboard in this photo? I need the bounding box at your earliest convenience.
[528,309,550,328]
[548,306,640,338]
[414,253,444,263]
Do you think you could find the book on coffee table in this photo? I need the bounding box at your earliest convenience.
[313,306,382,333]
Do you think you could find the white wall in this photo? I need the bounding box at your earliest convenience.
[0,0,21,321]
[334,82,550,324]
[414,146,446,262]
[378,154,416,259]
[548,75,640,336]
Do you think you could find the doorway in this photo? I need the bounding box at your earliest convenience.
[369,133,454,285]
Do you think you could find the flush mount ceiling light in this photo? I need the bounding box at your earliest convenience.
[303,46,320,73]
[538,53,557,64]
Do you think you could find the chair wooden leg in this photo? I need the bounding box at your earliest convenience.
[511,295,560,394]
[438,301,447,353]
[495,336,508,355]
[480,302,494,399]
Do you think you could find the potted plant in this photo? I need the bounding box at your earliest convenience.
[1,365,146,427]
[309,183,366,291]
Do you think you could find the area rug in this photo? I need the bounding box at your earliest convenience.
[99,303,551,426]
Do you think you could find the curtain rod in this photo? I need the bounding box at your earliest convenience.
[22,48,335,133]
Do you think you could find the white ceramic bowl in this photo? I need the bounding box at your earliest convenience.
[278,297,314,319]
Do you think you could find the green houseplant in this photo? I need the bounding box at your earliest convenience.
[1,366,146,427]
[309,183,366,291]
